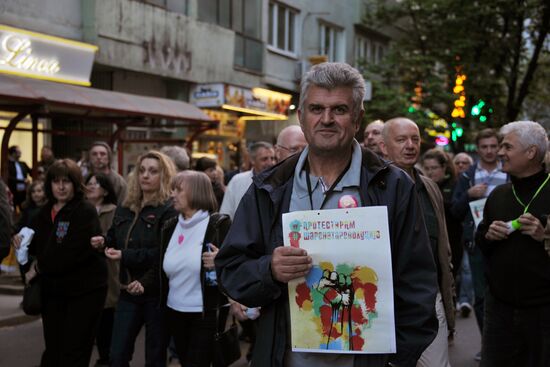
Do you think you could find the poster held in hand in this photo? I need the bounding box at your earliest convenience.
[283,206,395,354]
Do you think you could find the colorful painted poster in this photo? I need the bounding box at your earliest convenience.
[283,206,395,354]
[469,198,487,228]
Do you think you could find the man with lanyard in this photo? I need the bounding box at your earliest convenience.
[475,121,550,366]
[216,62,438,367]
[451,128,507,360]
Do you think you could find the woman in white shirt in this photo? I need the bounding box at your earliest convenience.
[152,170,232,367]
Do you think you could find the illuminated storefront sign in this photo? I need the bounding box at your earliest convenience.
[190,83,292,119]
[0,24,97,86]
[190,84,225,107]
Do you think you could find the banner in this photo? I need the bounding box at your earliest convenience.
[469,198,487,228]
[283,206,395,354]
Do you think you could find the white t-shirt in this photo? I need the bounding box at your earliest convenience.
[219,170,254,220]
[163,210,209,312]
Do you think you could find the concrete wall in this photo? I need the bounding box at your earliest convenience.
[0,0,82,40]
[91,0,261,88]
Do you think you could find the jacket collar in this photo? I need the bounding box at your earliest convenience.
[98,203,117,216]
[253,146,390,200]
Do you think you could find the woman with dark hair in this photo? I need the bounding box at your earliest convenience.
[90,151,177,367]
[15,159,106,367]
[421,149,463,280]
[18,180,47,230]
[85,173,119,367]
[144,170,232,367]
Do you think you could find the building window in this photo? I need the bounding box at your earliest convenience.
[198,0,263,73]
[233,0,263,73]
[355,35,388,67]
[268,2,298,55]
[198,0,231,27]
[319,23,344,62]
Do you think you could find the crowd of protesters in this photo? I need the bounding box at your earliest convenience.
[0,62,548,367]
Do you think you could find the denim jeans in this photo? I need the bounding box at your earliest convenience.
[481,291,550,367]
[457,254,474,305]
[110,293,167,367]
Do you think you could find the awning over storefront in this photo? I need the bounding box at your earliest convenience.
[0,74,213,122]
[0,74,217,179]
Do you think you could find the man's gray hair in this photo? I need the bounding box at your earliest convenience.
[299,62,365,119]
[160,145,190,172]
[500,121,548,163]
[249,141,274,160]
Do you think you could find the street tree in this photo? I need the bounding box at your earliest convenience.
[362,0,549,142]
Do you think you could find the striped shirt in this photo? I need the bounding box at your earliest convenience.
[474,162,508,197]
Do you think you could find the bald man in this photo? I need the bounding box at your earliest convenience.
[363,120,385,157]
[275,125,307,161]
[382,117,454,367]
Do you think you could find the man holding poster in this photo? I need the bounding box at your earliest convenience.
[216,62,438,367]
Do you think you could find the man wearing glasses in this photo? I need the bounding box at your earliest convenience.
[275,125,307,162]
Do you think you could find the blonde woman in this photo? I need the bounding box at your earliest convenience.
[90,151,177,367]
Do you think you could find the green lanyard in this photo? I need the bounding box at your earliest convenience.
[511,173,550,214]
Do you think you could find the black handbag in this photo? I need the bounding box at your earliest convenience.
[22,276,42,316]
[213,314,241,367]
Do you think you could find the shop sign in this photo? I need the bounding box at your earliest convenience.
[0,24,97,86]
[225,85,291,116]
[191,83,291,117]
[189,83,225,107]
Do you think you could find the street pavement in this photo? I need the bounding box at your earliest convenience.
[0,272,481,367]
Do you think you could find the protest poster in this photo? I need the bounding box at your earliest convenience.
[283,206,395,354]
[469,198,487,228]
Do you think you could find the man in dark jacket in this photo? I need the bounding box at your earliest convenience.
[7,145,31,211]
[476,121,550,366]
[215,62,438,367]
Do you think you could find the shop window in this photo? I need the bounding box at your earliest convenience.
[319,23,344,62]
[268,2,298,56]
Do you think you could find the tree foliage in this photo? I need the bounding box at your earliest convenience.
[362,0,549,146]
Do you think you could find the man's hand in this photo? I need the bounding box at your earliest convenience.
[271,246,312,283]
[11,234,22,250]
[90,236,105,250]
[468,183,488,199]
[105,247,122,260]
[127,280,144,295]
[518,213,545,242]
[230,301,249,321]
[485,220,509,241]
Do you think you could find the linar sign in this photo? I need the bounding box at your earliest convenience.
[0,24,97,86]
